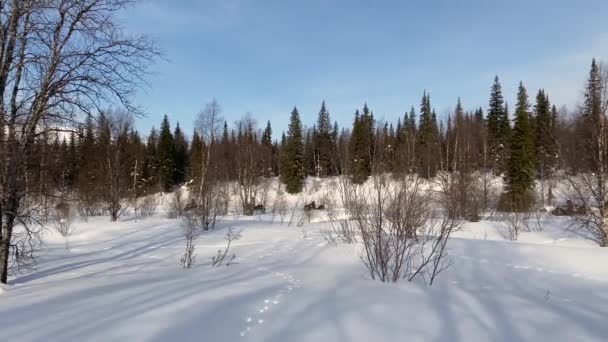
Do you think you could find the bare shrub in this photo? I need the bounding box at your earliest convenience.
[502,212,526,240]
[180,216,199,269]
[564,174,608,245]
[436,171,482,222]
[320,228,338,246]
[354,174,461,285]
[183,190,222,231]
[257,178,273,214]
[168,189,186,219]
[269,186,288,224]
[325,176,359,243]
[211,228,241,267]
[308,178,323,193]
[53,202,77,249]
[137,196,158,218]
[287,199,302,227]
[531,209,546,232]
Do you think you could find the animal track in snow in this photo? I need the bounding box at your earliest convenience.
[239,263,301,338]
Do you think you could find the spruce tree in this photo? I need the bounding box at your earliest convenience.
[417,92,439,178]
[157,115,176,192]
[534,90,557,178]
[188,130,203,185]
[314,101,335,176]
[173,123,189,185]
[141,127,160,193]
[281,107,305,193]
[487,76,511,173]
[304,127,315,176]
[582,59,604,171]
[348,106,374,183]
[261,120,274,177]
[503,82,535,211]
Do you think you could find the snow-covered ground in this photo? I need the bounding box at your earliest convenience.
[1,190,608,341]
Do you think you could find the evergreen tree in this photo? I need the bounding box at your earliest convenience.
[281,107,305,193]
[76,115,99,210]
[173,123,189,185]
[261,121,272,147]
[304,127,315,176]
[487,76,511,173]
[157,115,176,192]
[348,106,374,183]
[188,130,203,185]
[534,90,557,178]
[66,131,79,188]
[222,121,230,144]
[314,101,335,176]
[142,127,159,193]
[503,82,535,211]
[261,121,274,177]
[581,59,605,171]
[417,92,440,178]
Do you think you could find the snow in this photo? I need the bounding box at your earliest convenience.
[1,183,608,341]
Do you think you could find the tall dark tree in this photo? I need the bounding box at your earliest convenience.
[487,76,511,173]
[417,92,440,178]
[304,127,316,176]
[261,120,274,177]
[281,107,305,193]
[314,101,336,176]
[503,82,535,211]
[157,115,176,192]
[76,115,100,214]
[142,127,160,193]
[534,90,557,178]
[188,130,203,184]
[173,123,189,185]
[349,106,375,184]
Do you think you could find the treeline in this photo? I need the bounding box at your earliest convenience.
[23,59,604,221]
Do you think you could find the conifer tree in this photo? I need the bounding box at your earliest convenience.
[487,76,511,173]
[534,90,557,178]
[417,92,440,178]
[188,130,203,184]
[281,107,305,193]
[173,123,189,185]
[304,127,315,176]
[503,82,535,211]
[76,115,99,213]
[157,115,176,192]
[261,120,274,177]
[348,106,374,183]
[314,101,335,176]
[142,127,160,193]
[66,131,79,188]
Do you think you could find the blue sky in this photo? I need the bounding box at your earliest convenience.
[123,0,608,138]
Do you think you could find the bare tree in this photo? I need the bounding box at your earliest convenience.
[234,114,262,215]
[566,61,608,246]
[0,0,158,283]
[98,110,137,221]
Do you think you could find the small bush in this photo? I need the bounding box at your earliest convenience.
[137,196,158,217]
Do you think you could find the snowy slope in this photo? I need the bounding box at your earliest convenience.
[1,208,607,341]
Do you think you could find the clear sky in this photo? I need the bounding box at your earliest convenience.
[122,0,608,138]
